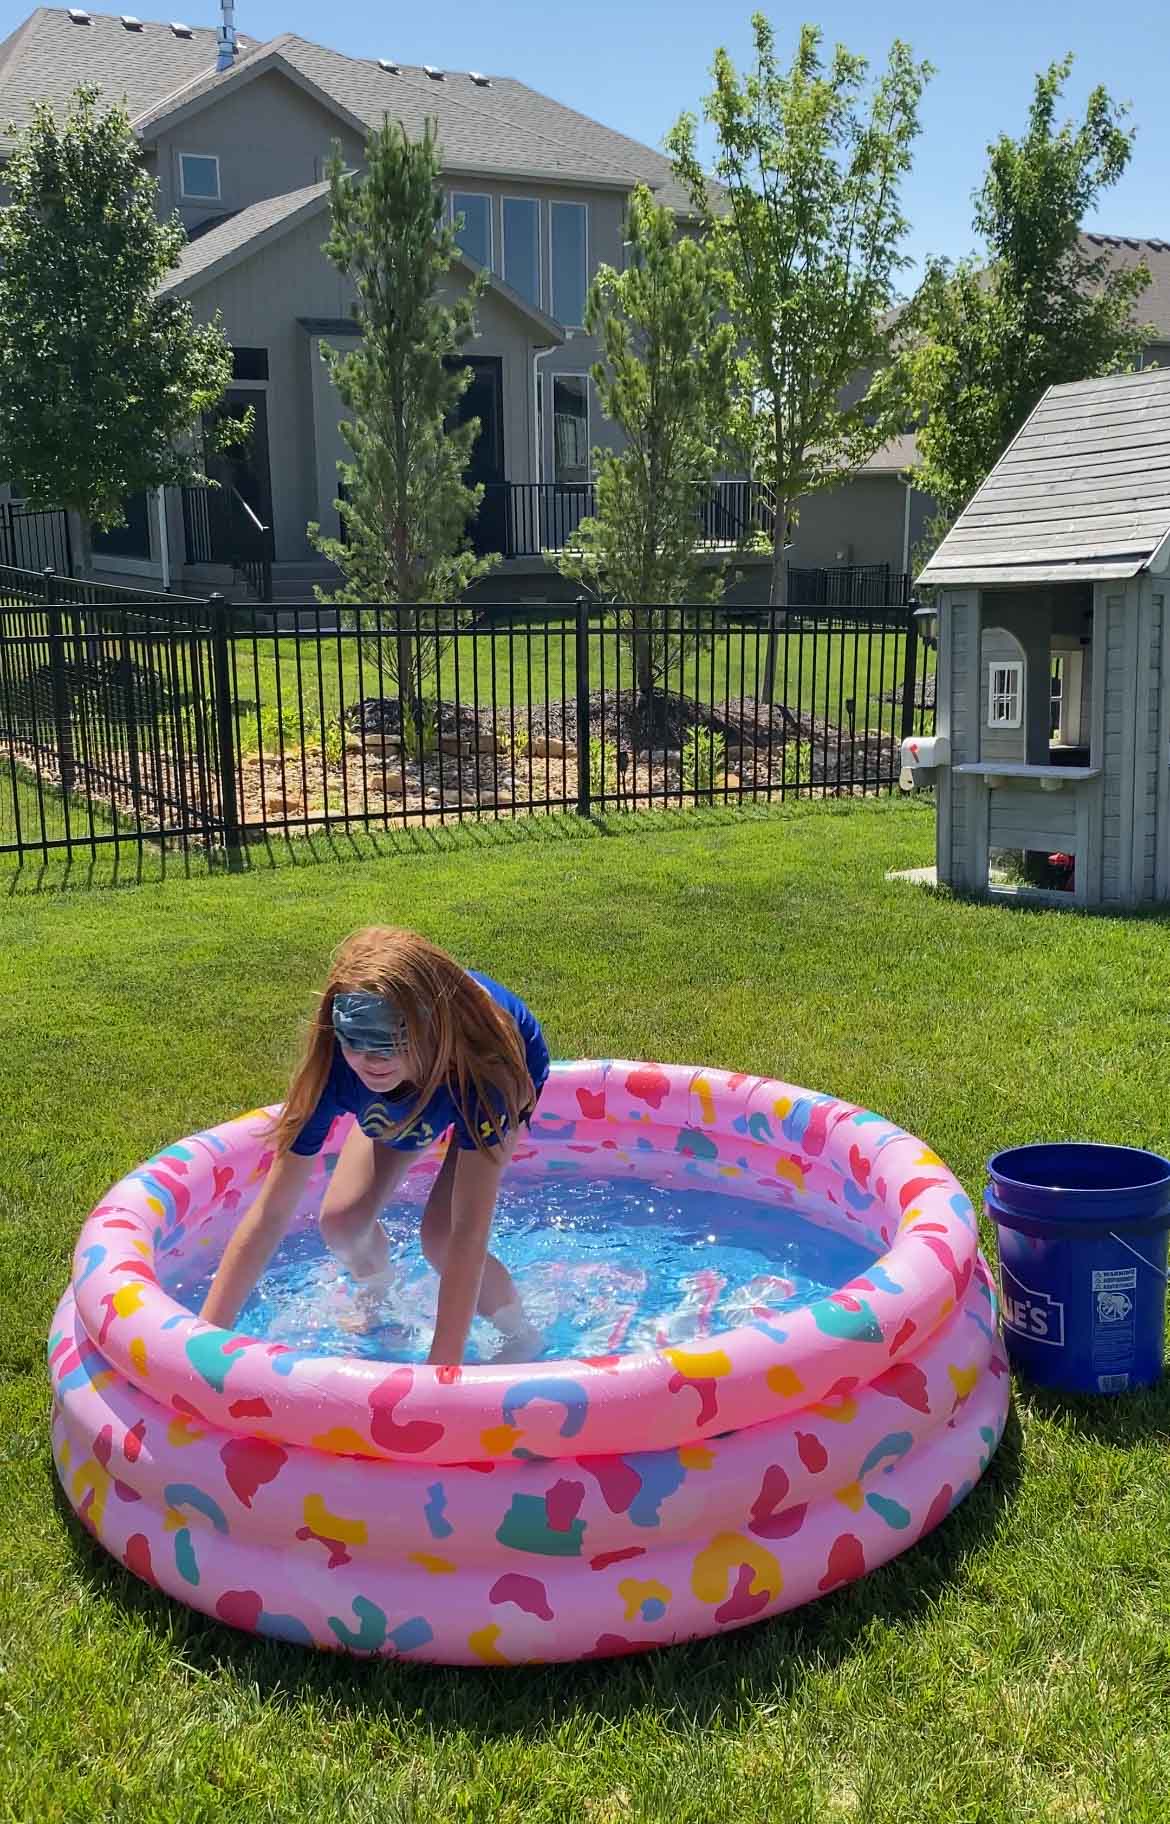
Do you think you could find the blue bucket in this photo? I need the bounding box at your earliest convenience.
[986,1142,1170,1395]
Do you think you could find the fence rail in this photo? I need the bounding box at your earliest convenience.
[0,505,72,577]
[0,587,932,861]
[481,479,776,559]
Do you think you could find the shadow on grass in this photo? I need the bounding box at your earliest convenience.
[1011,1376,1170,1447]
[4,796,886,897]
[51,1394,1024,1735]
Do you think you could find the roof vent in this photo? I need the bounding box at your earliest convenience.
[469,72,491,87]
[66,6,90,20]
[120,14,144,28]
[170,20,193,36]
[424,65,445,81]
[377,57,401,73]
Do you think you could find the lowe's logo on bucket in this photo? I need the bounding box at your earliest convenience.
[999,1263,1065,1346]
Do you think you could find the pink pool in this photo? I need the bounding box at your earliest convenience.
[50,1061,1009,1663]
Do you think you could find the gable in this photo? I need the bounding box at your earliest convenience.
[919,366,1170,586]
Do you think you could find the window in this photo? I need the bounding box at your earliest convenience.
[231,347,269,382]
[551,201,588,327]
[452,192,492,268]
[503,197,540,307]
[179,153,220,201]
[553,375,589,485]
[987,661,1023,729]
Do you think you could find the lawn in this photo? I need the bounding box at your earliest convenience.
[3,798,1168,1823]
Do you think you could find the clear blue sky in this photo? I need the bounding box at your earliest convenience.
[15,0,1170,277]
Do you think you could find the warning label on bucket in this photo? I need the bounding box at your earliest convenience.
[1092,1268,1138,1293]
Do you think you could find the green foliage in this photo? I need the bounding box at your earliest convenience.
[322,717,345,768]
[0,87,237,530]
[557,185,737,697]
[252,703,307,758]
[882,56,1152,520]
[401,698,439,759]
[588,734,620,794]
[681,723,727,793]
[669,18,930,609]
[310,118,499,618]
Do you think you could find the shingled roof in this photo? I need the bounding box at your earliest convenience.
[0,7,702,212]
[918,366,1170,586]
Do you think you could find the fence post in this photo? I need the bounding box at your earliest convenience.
[899,605,920,741]
[43,567,76,798]
[208,591,242,866]
[575,595,591,817]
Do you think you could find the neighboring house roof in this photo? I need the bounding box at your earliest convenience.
[158,177,565,344]
[859,434,920,477]
[0,6,259,146]
[0,8,698,207]
[1081,234,1170,340]
[917,366,1170,586]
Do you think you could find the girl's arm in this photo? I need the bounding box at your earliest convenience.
[427,1142,507,1365]
[199,1148,317,1329]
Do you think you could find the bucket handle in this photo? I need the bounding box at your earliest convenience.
[1108,1231,1170,1285]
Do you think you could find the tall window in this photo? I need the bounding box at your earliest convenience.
[503,198,540,307]
[987,661,1023,729]
[553,375,589,484]
[179,153,220,201]
[452,192,492,268]
[551,202,588,327]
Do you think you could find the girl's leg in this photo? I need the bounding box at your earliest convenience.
[420,1137,540,1357]
[319,1122,413,1284]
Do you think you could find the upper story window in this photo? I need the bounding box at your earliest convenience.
[452,192,492,269]
[503,197,540,308]
[551,201,588,328]
[179,153,220,202]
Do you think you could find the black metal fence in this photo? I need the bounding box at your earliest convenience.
[0,506,72,577]
[481,480,776,560]
[0,583,933,861]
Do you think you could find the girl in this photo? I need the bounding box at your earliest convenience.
[199,926,549,1364]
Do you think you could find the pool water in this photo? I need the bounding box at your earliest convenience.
[171,1175,877,1365]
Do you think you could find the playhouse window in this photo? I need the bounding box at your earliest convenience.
[987,661,1023,729]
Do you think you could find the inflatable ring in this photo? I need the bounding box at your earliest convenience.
[50,1061,1009,1663]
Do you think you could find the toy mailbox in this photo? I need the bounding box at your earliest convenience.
[900,733,950,787]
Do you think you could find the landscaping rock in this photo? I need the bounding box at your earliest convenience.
[532,735,571,759]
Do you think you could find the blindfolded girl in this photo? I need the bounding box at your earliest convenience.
[199,926,549,1364]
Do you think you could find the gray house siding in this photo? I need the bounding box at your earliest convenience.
[192,211,547,560]
[153,71,364,233]
[788,475,933,575]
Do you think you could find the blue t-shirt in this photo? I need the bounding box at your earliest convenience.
[290,970,549,1157]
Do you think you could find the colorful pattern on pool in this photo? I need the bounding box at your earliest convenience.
[50,1060,1010,1664]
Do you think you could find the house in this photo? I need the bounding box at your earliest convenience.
[904,363,1170,908]
[796,236,1170,579]
[0,4,770,599]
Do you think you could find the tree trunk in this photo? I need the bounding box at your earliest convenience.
[761,497,789,703]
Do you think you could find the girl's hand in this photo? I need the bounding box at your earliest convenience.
[199,1149,316,1330]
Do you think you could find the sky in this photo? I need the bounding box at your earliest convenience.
[5,0,1168,280]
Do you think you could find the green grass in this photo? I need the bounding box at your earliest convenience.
[230,615,929,751]
[4,798,1168,1822]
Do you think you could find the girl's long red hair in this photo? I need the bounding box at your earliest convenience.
[270,927,535,1156]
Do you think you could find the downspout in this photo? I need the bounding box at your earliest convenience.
[532,343,556,484]
[155,486,171,592]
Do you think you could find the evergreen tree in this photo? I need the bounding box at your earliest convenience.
[557,184,737,710]
[311,120,497,720]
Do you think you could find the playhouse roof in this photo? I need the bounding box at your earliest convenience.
[917,366,1170,587]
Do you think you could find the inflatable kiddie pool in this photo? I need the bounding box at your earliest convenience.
[50,1061,1009,1664]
